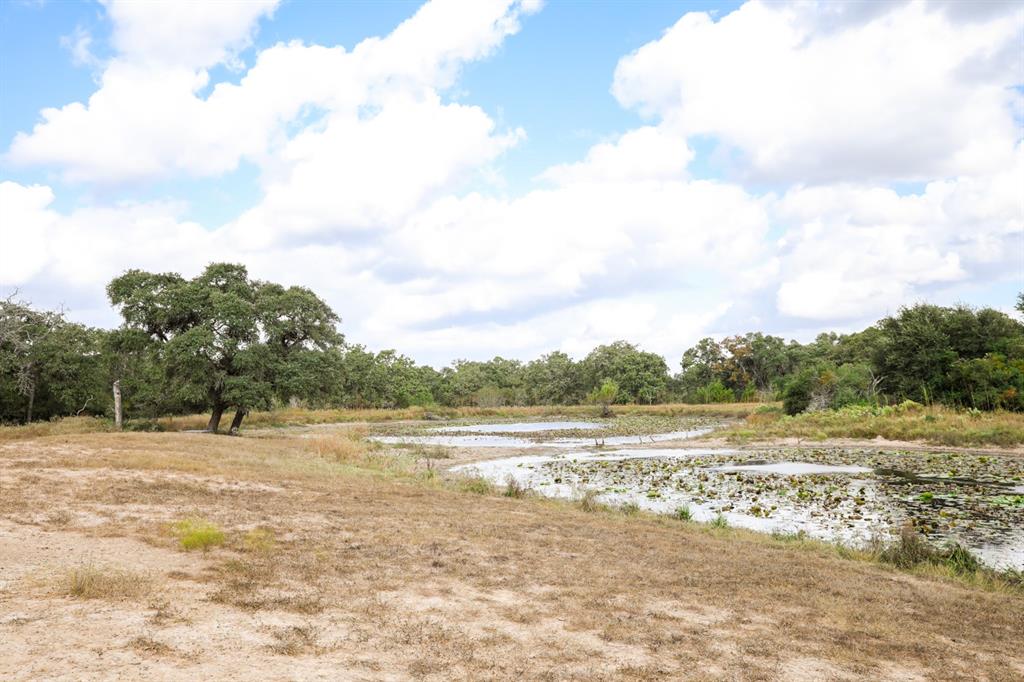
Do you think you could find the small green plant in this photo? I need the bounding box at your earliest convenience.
[917,491,935,502]
[674,505,693,522]
[710,513,729,529]
[243,528,276,554]
[173,518,226,552]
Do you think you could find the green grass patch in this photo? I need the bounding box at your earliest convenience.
[173,518,226,551]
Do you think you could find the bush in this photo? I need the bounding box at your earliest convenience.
[782,370,815,415]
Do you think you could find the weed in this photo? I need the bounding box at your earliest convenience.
[62,563,154,601]
[457,476,494,495]
[128,635,175,656]
[243,527,276,554]
[268,622,322,656]
[620,502,641,516]
[710,514,729,529]
[674,505,693,522]
[577,489,607,513]
[173,518,226,551]
[503,475,530,498]
[875,524,983,577]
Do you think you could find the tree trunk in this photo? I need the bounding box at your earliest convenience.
[112,380,123,430]
[228,408,247,435]
[206,404,225,433]
[25,383,35,423]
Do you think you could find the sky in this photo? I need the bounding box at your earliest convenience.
[0,0,1022,367]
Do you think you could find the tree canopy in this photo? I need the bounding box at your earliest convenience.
[107,263,342,433]
[3,275,1022,427]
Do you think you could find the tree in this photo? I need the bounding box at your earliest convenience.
[582,341,668,404]
[1,297,106,423]
[587,379,619,417]
[107,263,342,433]
[875,304,1024,404]
[522,351,584,405]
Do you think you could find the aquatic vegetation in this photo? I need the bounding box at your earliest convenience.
[458,444,1024,570]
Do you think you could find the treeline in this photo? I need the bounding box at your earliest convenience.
[2,263,1023,429]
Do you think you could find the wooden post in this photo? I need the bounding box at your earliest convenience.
[113,380,123,430]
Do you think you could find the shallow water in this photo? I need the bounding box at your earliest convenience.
[455,448,1024,571]
[436,421,604,433]
[371,426,715,449]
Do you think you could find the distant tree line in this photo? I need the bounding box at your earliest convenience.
[2,264,1022,429]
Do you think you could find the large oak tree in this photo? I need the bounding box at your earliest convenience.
[107,263,341,433]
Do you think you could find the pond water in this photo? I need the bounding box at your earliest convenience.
[370,424,715,449]
[436,421,605,433]
[453,448,1024,571]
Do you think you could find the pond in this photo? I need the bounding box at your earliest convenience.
[453,448,1024,571]
[370,420,716,449]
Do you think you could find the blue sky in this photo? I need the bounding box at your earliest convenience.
[0,0,1021,365]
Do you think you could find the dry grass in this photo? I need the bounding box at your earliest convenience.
[0,415,112,442]
[152,402,769,432]
[724,404,1024,447]
[4,426,1023,679]
[266,622,323,656]
[61,563,155,601]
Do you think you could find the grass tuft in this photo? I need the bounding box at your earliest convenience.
[267,622,322,656]
[173,518,226,551]
[576,489,607,513]
[457,476,494,495]
[62,563,154,601]
[503,475,530,498]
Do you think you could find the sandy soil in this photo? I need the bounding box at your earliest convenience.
[1,430,1022,681]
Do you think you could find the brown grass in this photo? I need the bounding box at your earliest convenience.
[152,401,768,432]
[4,425,1023,679]
[61,563,156,601]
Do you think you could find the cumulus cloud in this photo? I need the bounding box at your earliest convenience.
[612,0,1022,184]
[773,146,1024,320]
[6,0,536,184]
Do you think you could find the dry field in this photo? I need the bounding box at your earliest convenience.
[1,424,1022,681]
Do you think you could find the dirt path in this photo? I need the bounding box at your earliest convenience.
[1,432,1022,680]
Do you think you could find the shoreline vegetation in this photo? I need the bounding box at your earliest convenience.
[4,401,1024,448]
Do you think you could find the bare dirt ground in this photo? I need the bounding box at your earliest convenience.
[1,428,1022,681]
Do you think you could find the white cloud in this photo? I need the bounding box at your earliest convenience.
[612,0,1022,184]
[0,182,56,285]
[773,145,1024,319]
[6,0,536,185]
[539,127,693,185]
[101,0,279,69]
